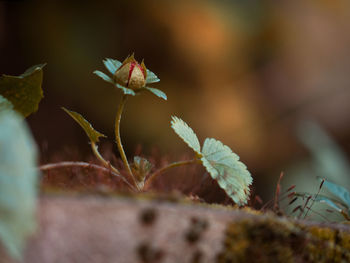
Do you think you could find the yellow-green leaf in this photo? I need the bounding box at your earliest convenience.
[62,107,106,143]
[0,64,45,117]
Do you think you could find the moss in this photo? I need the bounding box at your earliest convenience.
[217,215,350,263]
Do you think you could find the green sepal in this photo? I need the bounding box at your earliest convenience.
[116,84,136,96]
[103,58,122,75]
[146,69,160,84]
[0,64,45,117]
[62,107,106,143]
[145,87,167,100]
[93,70,114,84]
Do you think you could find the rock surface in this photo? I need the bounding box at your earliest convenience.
[4,195,350,262]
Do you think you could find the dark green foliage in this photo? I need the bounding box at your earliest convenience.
[0,64,45,117]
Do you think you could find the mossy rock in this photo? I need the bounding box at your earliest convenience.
[7,194,350,263]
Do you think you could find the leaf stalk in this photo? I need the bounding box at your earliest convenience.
[144,159,198,189]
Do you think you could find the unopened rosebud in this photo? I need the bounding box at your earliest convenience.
[114,54,147,90]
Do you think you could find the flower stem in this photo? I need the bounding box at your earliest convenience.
[115,94,139,190]
[39,161,136,191]
[144,159,198,190]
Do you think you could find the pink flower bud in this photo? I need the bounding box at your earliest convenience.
[114,54,147,90]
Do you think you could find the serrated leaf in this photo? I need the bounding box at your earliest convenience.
[318,177,350,207]
[93,70,114,84]
[0,110,39,259]
[0,95,13,113]
[103,58,122,75]
[0,64,45,117]
[201,138,252,205]
[62,107,106,143]
[146,69,160,84]
[145,87,167,100]
[171,116,201,154]
[132,156,153,188]
[116,84,136,96]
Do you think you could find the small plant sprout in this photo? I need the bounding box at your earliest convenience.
[61,54,252,205]
[62,54,165,191]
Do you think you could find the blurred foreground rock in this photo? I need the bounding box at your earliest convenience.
[4,195,350,263]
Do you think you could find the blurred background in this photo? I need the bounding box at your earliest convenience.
[1,0,350,206]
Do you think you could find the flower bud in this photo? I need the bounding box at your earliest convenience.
[114,54,147,90]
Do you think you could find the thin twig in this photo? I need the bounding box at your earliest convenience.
[39,161,136,191]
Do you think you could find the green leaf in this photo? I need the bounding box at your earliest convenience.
[171,116,201,154]
[93,70,114,84]
[0,110,39,259]
[62,107,106,143]
[201,138,252,205]
[313,195,344,212]
[318,177,350,208]
[0,64,45,117]
[103,58,122,75]
[146,69,160,84]
[116,84,136,96]
[0,95,13,113]
[132,156,153,188]
[170,117,252,205]
[145,87,167,100]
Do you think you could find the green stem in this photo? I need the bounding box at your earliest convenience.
[115,95,139,190]
[144,159,198,190]
[91,142,120,174]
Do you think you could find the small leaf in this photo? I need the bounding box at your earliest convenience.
[0,110,39,259]
[93,70,114,84]
[116,84,136,96]
[132,156,153,188]
[146,69,160,84]
[201,138,252,205]
[318,177,350,207]
[171,116,201,154]
[313,195,344,212]
[0,64,45,117]
[103,58,122,75]
[62,107,106,143]
[0,95,13,113]
[145,87,167,100]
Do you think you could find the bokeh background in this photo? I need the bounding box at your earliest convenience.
[1,0,350,206]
